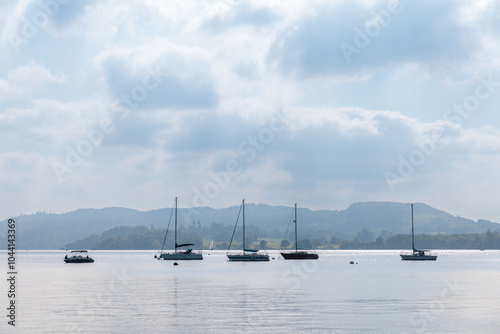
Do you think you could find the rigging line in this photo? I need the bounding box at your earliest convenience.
[160,198,176,253]
[243,204,265,252]
[402,233,411,250]
[247,216,258,247]
[413,204,421,234]
[281,206,295,250]
[412,204,423,249]
[402,204,416,250]
[227,201,243,254]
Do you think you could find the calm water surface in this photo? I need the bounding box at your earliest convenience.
[1,250,499,333]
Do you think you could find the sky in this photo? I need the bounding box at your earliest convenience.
[1,0,500,223]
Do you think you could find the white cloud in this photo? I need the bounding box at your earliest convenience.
[0,150,46,185]
[0,61,64,99]
[0,0,33,46]
[93,38,218,110]
[0,96,114,150]
[268,0,486,80]
[1,0,500,223]
[0,150,59,217]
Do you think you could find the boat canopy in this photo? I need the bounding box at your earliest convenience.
[244,248,259,252]
[176,243,194,248]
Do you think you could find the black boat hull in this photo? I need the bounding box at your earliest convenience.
[64,258,94,263]
[227,254,270,261]
[400,254,437,261]
[281,252,318,260]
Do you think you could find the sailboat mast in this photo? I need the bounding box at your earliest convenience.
[175,197,178,250]
[294,203,298,252]
[411,203,415,251]
[242,199,245,251]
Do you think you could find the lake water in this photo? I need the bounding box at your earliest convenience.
[1,250,499,333]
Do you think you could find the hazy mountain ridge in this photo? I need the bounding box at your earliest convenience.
[1,202,499,249]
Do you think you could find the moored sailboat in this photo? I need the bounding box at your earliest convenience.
[227,199,270,262]
[400,204,437,261]
[159,197,203,260]
[281,203,318,260]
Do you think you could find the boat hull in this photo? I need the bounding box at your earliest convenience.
[64,258,94,263]
[160,253,203,260]
[400,254,437,261]
[281,252,318,260]
[227,254,270,262]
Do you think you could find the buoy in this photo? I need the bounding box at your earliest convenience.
[173,262,178,266]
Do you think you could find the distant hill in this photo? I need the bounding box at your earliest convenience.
[0,207,141,249]
[1,202,499,249]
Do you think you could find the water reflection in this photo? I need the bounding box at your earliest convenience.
[10,250,500,333]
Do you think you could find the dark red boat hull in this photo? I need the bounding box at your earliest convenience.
[281,252,318,260]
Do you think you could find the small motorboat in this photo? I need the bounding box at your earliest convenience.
[64,250,94,263]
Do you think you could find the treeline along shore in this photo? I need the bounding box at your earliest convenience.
[64,225,500,250]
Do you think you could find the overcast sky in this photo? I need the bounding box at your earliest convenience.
[1,0,500,223]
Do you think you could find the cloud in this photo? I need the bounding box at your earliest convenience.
[201,4,278,34]
[158,105,500,201]
[157,107,414,187]
[0,0,33,46]
[164,112,255,152]
[0,61,65,100]
[47,0,93,29]
[1,0,500,223]
[102,113,165,148]
[0,96,112,145]
[0,0,94,52]
[268,0,480,79]
[96,41,218,110]
[0,150,49,193]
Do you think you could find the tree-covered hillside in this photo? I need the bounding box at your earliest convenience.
[1,201,499,249]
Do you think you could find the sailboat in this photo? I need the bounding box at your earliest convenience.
[400,204,437,261]
[227,199,270,262]
[281,203,319,260]
[159,197,203,260]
